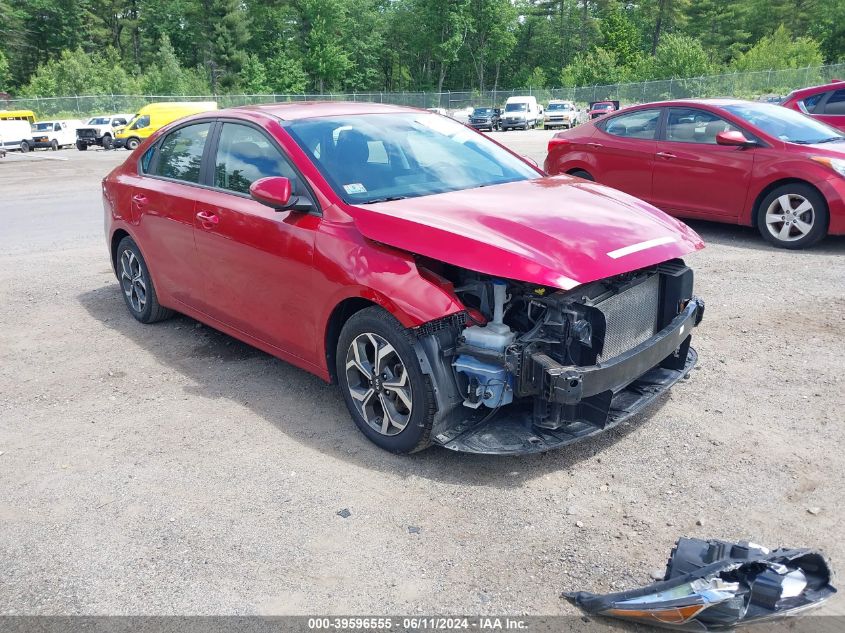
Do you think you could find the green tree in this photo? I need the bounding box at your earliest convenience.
[0,49,10,90]
[266,52,309,94]
[240,54,269,93]
[465,0,517,91]
[526,66,546,88]
[567,47,626,86]
[600,1,641,67]
[731,25,824,71]
[651,33,712,78]
[191,0,250,92]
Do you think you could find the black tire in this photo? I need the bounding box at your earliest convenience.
[19,141,29,153]
[76,141,88,151]
[569,169,595,181]
[336,306,436,454]
[757,183,828,249]
[102,134,113,150]
[51,139,59,151]
[115,236,174,324]
[125,137,140,151]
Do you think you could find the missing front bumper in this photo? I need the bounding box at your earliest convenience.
[431,298,703,455]
[435,347,696,455]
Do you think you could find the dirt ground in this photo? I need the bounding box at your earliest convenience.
[1,131,844,622]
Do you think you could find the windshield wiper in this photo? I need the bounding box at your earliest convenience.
[359,195,409,204]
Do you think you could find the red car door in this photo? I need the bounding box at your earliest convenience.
[132,121,214,308]
[651,107,754,219]
[591,108,662,203]
[190,121,319,362]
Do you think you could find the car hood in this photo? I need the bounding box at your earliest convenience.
[346,176,704,290]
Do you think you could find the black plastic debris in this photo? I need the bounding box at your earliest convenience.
[564,537,836,630]
[336,508,351,519]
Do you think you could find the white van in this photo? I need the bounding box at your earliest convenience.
[0,119,34,152]
[501,96,540,131]
[30,119,81,150]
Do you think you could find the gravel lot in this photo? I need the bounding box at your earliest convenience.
[1,131,844,622]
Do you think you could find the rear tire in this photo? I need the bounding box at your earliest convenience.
[102,134,113,150]
[336,307,435,454]
[569,169,594,181]
[757,183,828,249]
[115,236,174,324]
[76,141,88,151]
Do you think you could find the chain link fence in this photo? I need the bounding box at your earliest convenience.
[4,64,845,119]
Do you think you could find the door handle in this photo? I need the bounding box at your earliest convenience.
[656,151,676,159]
[586,142,603,148]
[132,194,148,205]
[196,210,219,226]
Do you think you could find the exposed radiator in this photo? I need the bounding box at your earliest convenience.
[596,274,660,361]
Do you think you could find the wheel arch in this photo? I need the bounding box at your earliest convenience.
[109,228,132,273]
[324,297,380,384]
[748,178,827,227]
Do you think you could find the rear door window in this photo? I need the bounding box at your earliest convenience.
[602,109,661,140]
[154,122,212,184]
[822,90,845,115]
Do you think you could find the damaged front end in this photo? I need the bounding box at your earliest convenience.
[565,537,837,630]
[413,258,704,455]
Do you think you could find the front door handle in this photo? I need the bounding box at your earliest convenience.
[196,210,219,227]
[656,151,676,160]
[132,194,148,206]
[586,142,603,148]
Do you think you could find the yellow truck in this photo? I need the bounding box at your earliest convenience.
[0,110,37,124]
[113,101,218,150]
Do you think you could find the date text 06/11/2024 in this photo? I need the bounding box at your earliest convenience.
[307,617,529,630]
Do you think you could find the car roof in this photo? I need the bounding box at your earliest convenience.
[616,98,755,110]
[785,80,845,100]
[230,101,423,121]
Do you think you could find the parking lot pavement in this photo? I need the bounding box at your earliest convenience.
[1,134,844,617]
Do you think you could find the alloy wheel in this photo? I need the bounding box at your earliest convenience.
[765,194,815,243]
[120,249,147,313]
[345,332,413,436]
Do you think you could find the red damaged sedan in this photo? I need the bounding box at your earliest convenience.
[545,99,845,249]
[103,102,704,455]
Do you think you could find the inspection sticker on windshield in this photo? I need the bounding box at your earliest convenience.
[343,183,367,194]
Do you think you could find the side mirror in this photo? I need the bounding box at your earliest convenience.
[716,130,755,147]
[250,176,314,213]
[250,176,292,210]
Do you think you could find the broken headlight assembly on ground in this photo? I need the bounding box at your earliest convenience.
[413,258,704,455]
[565,537,836,630]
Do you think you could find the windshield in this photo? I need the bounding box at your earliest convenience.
[472,108,493,116]
[129,114,150,130]
[593,103,612,110]
[33,122,53,131]
[88,117,110,125]
[547,103,572,111]
[723,102,845,144]
[505,103,528,112]
[285,113,539,204]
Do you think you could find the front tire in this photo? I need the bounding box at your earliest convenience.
[50,139,59,151]
[76,141,88,151]
[125,137,140,151]
[102,134,113,150]
[336,307,436,453]
[757,184,828,249]
[115,236,174,323]
[19,141,29,153]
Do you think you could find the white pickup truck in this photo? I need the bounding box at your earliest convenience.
[29,120,82,150]
[75,113,134,150]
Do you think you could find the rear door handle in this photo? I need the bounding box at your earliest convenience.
[196,210,219,227]
[656,151,676,159]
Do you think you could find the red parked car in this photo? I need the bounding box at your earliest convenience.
[781,80,845,132]
[103,102,704,455]
[545,98,845,249]
[588,100,620,120]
